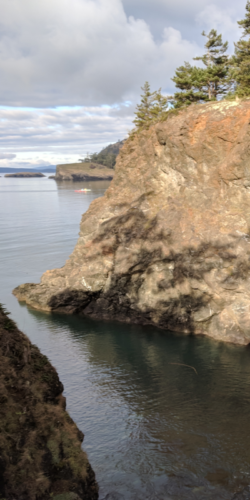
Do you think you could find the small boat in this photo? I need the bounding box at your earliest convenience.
[74,188,92,193]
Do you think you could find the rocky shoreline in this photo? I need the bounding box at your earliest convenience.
[0,303,98,499]
[54,162,114,181]
[13,99,250,345]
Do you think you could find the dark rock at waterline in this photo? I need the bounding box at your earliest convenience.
[0,303,98,499]
[232,486,250,499]
[13,100,250,345]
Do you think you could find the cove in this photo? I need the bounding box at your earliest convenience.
[1,175,250,499]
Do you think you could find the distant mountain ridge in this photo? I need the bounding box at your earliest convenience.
[0,166,56,174]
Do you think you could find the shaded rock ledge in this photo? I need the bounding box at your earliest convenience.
[13,99,250,345]
[0,304,98,499]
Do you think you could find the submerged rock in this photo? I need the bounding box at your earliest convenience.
[0,304,98,499]
[13,99,250,345]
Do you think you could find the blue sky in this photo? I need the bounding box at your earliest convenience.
[0,0,245,169]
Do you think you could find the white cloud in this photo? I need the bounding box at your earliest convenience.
[122,0,242,44]
[196,4,241,51]
[0,153,16,160]
[0,0,201,107]
[0,104,133,168]
[0,0,244,168]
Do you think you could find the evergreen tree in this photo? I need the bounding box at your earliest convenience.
[194,29,229,99]
[133,82,168,130]
[233,1,250,96]
[172,63,209,108]
[171,30,229,107]
[133,82,157,129]
[151,88,168,118]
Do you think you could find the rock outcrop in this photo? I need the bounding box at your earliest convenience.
[13,100,250,345]
[0,304,98,499]
[54,163,114,181]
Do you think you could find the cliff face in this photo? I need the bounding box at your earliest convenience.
[13,100,250,345]
[55,163,114,181]
[0,304,98,499]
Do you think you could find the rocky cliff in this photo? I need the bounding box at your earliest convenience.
[55,163,114,181]
[13,100,250,345]
[0,304,98,499]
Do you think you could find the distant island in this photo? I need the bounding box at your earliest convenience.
[55,162,114,181]
[5,172,45,178]
[54,140,125,181]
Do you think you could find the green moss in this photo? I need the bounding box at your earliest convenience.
[47,438,60,465]
[41,373,53,382]
[3,318,16,331]
[32,352,49,371]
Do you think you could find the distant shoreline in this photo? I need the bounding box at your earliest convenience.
[0,167,56,174]
[4,172,46,178]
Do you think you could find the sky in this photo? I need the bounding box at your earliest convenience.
[0,0,246,169]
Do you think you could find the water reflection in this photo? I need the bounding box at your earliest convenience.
[27,308,250,499]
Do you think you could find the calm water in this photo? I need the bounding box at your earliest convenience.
[1,175,250,499]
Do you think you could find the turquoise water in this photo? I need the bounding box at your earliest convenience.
[1,175,250,499]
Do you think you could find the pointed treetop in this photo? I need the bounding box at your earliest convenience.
[194,29,228,67]
[133,82,168,130]
[238,0,250,35]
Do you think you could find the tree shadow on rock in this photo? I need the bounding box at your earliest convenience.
[48,202,250,335]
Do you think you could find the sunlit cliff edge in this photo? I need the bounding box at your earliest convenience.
[13,99,250,345]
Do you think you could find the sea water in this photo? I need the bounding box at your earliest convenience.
[1,175,250,500]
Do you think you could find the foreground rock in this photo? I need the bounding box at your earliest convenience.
[0,304,98,499]
[55,163,114,181]
[4,172,45,178]
[13,100,250,345]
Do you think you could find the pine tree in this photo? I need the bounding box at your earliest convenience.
[133,82,168,130]
[194,30,229,100]
[151,88,168,118]
[171,30,229,107]
[172,63,209,108]
[133,82,157,129]
[233,1,250,96]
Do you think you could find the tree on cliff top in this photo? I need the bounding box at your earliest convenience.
[194,30,229,100]
[233,1,250,96]
[172,29,229,107]
[172,63,209,108]
[133,82,168,130]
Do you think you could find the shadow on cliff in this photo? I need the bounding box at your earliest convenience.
[48,199,250,334]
